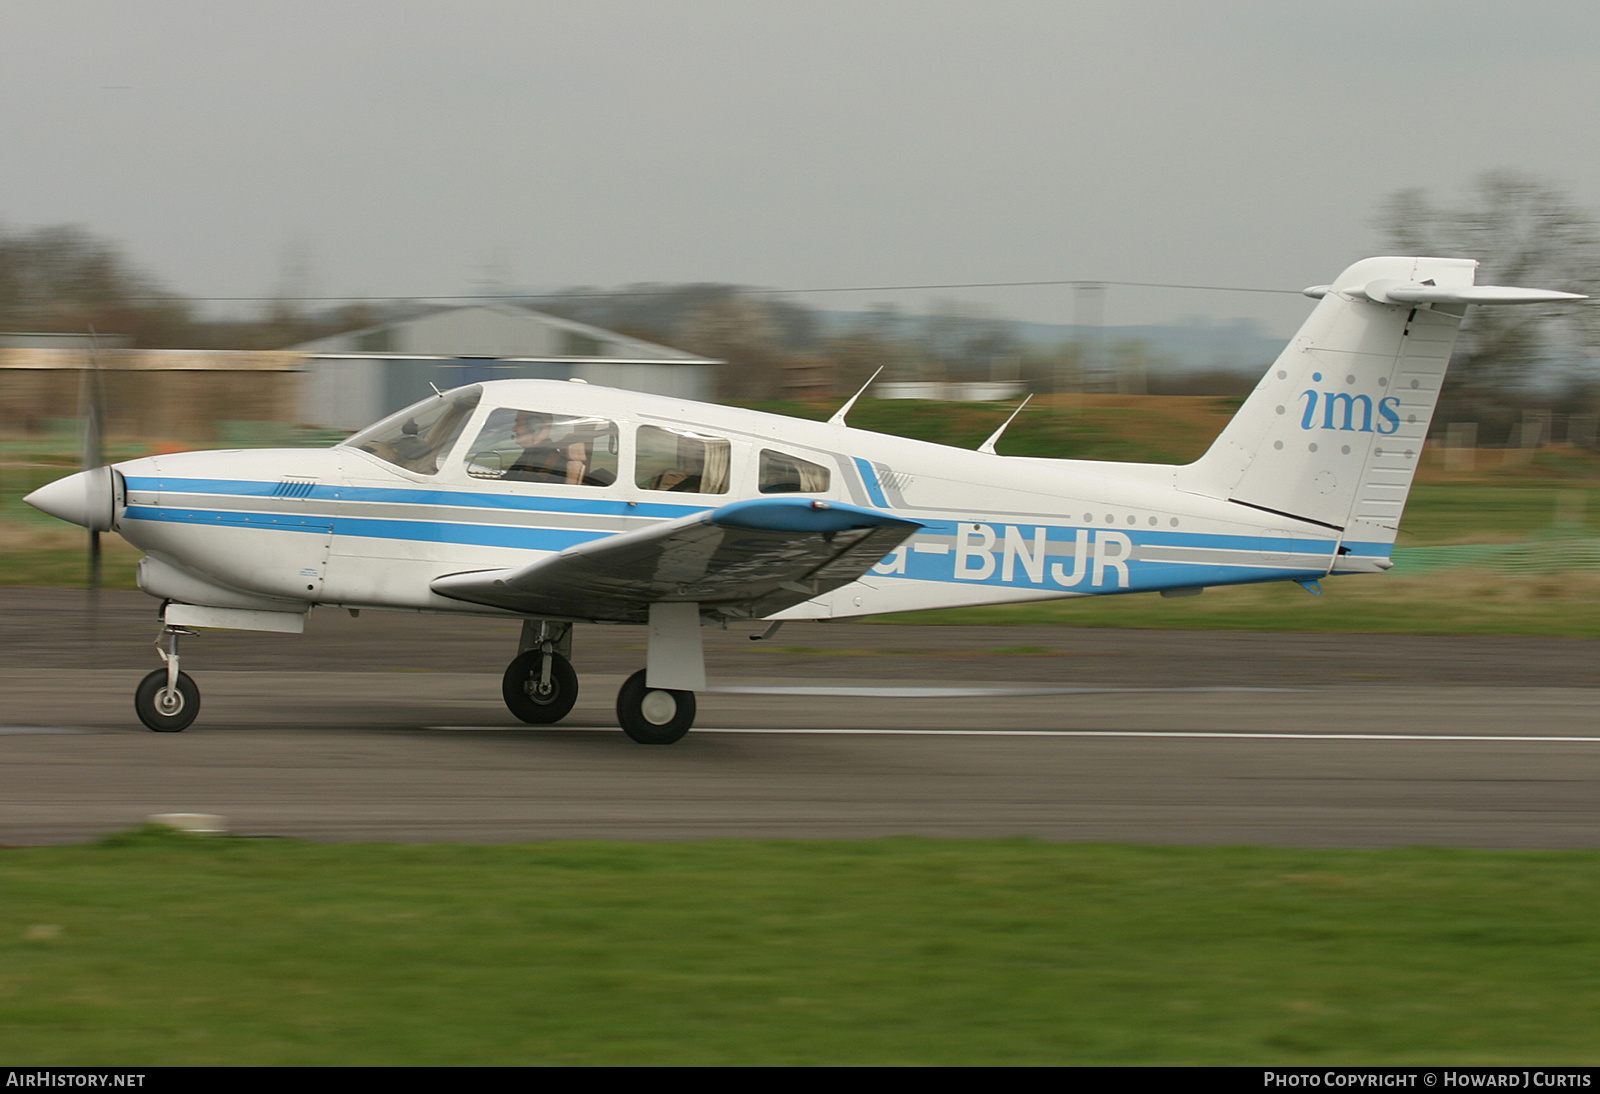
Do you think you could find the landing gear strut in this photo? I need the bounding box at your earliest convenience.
[135,625,200,732]
[616,670,695,745]
[498,609,707,742]
[502,621,578,724]
[614,602,704,745]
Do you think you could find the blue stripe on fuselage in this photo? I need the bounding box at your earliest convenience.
[121,479,1390,593]
[852,458,890,508]
[904,518,1345,557]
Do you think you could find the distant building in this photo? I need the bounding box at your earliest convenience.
[876,381,1027,402]
[291,303,720,429]
[0,332,132,350]
[0,341,301,439]
[779,357,839,402]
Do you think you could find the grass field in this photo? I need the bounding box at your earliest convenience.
[1,829,1597,1066]
[744,393,1243,463]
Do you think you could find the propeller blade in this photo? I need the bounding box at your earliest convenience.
[82,327,108,593]
[89,529,102,597]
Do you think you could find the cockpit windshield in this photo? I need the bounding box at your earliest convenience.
[340,386,483,475]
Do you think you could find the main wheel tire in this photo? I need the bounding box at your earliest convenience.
[616,669,695,745]
[135,668,200,733]
[502,650,579,724]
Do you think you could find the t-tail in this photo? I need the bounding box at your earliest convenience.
[1175,256,1584,562]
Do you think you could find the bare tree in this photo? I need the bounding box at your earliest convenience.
[676,294,789,402]
[1376,171,1600,434]
[919,300,1019,384]
[0,223,193,345]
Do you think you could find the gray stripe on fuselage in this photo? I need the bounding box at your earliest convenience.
[834,454,870,506]
[1137,544,1332,570]
[154,491,659,536]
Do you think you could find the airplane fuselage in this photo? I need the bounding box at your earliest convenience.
[111,379,1373,624]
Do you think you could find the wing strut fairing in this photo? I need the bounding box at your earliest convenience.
[430,497,921,622]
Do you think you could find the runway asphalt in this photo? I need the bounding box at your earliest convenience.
[2,588,1597,848]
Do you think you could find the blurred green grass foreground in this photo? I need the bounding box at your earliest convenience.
[3,830,1599,1066]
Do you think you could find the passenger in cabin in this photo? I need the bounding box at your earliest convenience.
[506,411,587,485]
[635,425,730,494]
[652,448,704,492]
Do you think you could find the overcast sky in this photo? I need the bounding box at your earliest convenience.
[4,1,1599,335]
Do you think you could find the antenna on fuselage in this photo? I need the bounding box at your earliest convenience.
[977,394,1032,455]
[826,366,883,427]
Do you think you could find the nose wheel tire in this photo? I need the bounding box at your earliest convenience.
[502,650,579,724]
[135,669,200,733]
[616,669,695,745]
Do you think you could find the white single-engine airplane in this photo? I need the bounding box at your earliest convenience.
[25,257,1584,743]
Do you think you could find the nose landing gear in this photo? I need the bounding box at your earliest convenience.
[135,625,200,732]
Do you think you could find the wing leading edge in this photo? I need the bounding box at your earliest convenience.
[430,497,922,622]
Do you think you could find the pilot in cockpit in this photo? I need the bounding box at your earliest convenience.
[506,411,588,485]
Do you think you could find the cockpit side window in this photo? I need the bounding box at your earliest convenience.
[340,387,482,475]
[759,449,831,493]
[636,425,730,494]
[464,409,619,487]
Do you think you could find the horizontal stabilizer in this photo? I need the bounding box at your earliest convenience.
[1304,281,1587,305]
[1379,283,1586,305]
[431,497,921,622]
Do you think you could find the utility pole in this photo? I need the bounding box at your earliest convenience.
[1074,282,1106,392]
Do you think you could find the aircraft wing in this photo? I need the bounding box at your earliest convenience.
[430,497,921,622]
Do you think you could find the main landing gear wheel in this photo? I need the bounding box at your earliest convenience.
[135,669,200,733]
[616,669,696,745]
[502,649,579,724]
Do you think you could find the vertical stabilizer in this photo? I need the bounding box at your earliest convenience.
[1178,257,1475,546]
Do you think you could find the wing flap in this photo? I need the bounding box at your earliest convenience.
[430,497,920,621]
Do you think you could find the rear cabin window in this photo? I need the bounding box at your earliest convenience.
[463,409,619,487]
[759,449,830,493]
[636,425,730,494]
[342,387,482,475]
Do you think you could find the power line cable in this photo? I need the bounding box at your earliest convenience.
[131,277,1308,305]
